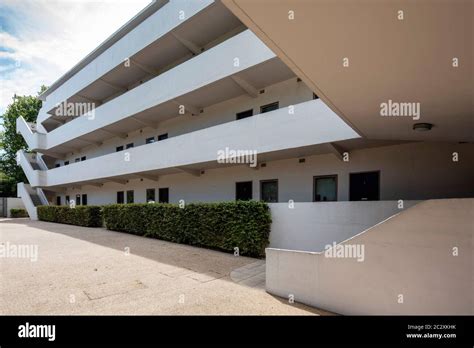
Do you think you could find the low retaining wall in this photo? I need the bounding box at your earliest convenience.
[266,199,473,315]
[268,201,420,252]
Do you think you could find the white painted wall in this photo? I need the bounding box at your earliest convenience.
[6,198,26,217]
[266,199,474,315]
[268,201,421,251]
[52,142,474,206]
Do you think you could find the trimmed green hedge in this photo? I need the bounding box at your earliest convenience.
[37,205,103,227]
[103,201,271,257]
[10,208,29,218]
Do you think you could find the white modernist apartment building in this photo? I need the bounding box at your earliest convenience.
[17,0,473,315]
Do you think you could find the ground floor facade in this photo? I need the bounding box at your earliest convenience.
[52,141,474,207]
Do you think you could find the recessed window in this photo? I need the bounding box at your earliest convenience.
[116,146,124,152]
[159,188,169,203]
[236,181,252,201]
[65,195,70,206]
[64,161,69,166]
[56,196,61,206]
[75,194,81,206]
[146,137,155,144]
[158,133,168,141]
[314,175,337,202]
[75,158,80,163]
[126,190,134,204]
[260,179,278,203]
[146,188,156,203]
[55,163,60,168]
[116,191,124,204]
[81,156,86,161]
[260,102,279,114]
[82,194,88,206]
[126,143,134,149]
[236,109,253,120]
[349,171,380,201]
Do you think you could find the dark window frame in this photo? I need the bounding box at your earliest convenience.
[157,133,168,141]
[349,170,381,201]
[82,194,88,206]
[116,191,125,204]
[313,175,338,202]
[126,190,134,204]
[145,137,155,144]
[146,188,156,203]
[158,187,169,203]
[260,101,279,114]
[235,181,253,201]
[75,194,81,206]
[81,156,86,161]
[64,161,69,166]
[236,109,253,120]
[260,179,279,203]
[116,146,124,152]
[126,143,134,149]
[56,196,61,206]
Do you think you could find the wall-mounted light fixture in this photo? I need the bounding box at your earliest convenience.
[413,123,433,132]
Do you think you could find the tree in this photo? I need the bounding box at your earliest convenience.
[0,86,47,196]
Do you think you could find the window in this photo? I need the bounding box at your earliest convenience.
[56,196,61,205]
[236,109,253,120]
[260,102,279,114]
[158,133,168,141]
[75,194,81,206]
[65,195,70,206]
[349,171,380,201]
[116,146,124,152]
[82,194,88,206]
[146,137,155,144]
[75,158,80,163]
[64,161,69,166]
[116,191,124,204]
[236,181,252,201]
[81,156,86,161]
[126,190,134,204]
[158,188,169,203]
[55,163,60,168]
[313,175,337,202]
[313,92,319,100]
[260,180,278,202]
[146,188,156,203]
[126,143,134,149]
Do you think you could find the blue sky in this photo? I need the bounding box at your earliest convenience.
[0,0,151,119]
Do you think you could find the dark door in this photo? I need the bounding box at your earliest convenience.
[349,171,380,201]
[236,181,252,201]
[159,188,169,203]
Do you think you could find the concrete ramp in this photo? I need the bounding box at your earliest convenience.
[266,199,473,315]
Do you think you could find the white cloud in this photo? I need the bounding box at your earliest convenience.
[0,0,151,115]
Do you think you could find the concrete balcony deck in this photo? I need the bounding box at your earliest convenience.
[33,99,360,189]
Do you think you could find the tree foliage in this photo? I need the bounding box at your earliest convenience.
[0,86,47,196]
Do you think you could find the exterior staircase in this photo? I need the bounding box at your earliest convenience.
[16,150,50,220]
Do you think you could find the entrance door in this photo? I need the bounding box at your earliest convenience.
[349,171,380,201]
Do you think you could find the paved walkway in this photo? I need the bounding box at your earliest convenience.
[0,218,332,315]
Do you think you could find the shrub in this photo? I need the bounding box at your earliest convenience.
[103,201,271,257]
[10,208,28,218]
[37,205,103,227]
